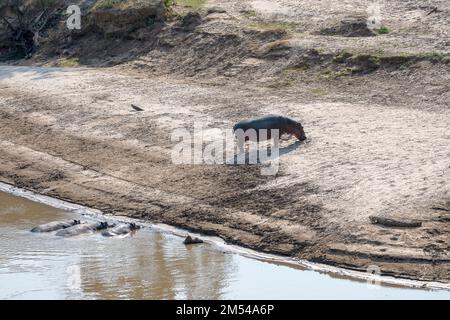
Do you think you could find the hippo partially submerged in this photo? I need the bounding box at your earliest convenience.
[31,220,81,233]
[101,223,140,237]
[55,221,110,237]
[233,115,307,147]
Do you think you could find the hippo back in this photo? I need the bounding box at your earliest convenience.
[233,115,289,132]
[55,222,108,237]
[30,220,80,233]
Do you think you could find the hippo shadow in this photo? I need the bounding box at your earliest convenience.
[226,139,303,165]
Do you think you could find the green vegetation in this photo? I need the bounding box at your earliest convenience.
[333,49,353,63]
[376,26,389,34]
[321,68,354,80]
[176,0,206,9]
[58,57,80,68]
[311,87,327,96]
[93,0,123,9]
[241,10,258,18]
[163,0,206,10]
[164,0,174,8]
[93,0,161,10]
[422,52,450,64]
[284,64,309,72]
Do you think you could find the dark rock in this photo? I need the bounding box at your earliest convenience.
[183,234,204,245]
[369,215,422,228]
[131,104,144,111]
[207,7,227,15]
[431,206,450,212]
[177,12,202,32]
[318,19,375,37]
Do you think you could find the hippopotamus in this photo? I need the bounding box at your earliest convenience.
[31,220,81,233]
[233,115,306,150]
[55,221,110,237]
[101,223,140,237]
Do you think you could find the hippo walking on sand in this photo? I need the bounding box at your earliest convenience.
[101,223,140,237]
[55,221,110,237]
[233,115,306,151]
[31,220,81,233]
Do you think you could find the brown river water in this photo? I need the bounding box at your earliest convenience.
[1,189,450,299]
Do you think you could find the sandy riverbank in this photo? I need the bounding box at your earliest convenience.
[0,64,449,283]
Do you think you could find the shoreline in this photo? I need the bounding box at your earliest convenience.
[2,181,449,292]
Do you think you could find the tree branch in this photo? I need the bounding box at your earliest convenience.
[0,15,15,31]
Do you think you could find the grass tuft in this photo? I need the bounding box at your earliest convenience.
[58,57,80,68]
[376,26,390,34]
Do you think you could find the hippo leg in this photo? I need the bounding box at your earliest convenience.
[236,134,245,154]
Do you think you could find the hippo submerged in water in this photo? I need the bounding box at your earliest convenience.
[31,220,81,233]
[101,223,140,237]
[55,221,111,237]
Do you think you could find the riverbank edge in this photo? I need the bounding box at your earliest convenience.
[1,181,449,292]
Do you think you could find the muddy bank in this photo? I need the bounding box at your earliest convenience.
[0,66,449,283]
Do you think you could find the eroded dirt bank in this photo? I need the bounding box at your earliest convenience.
[0,65,449,283]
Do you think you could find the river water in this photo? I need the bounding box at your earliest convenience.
[1,190,450,299]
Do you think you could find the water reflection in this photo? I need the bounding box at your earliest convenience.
[76,232,234,299]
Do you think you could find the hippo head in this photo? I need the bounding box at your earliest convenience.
[97,222,109,230]
[292,122,307,141]
[129,223,140,230]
